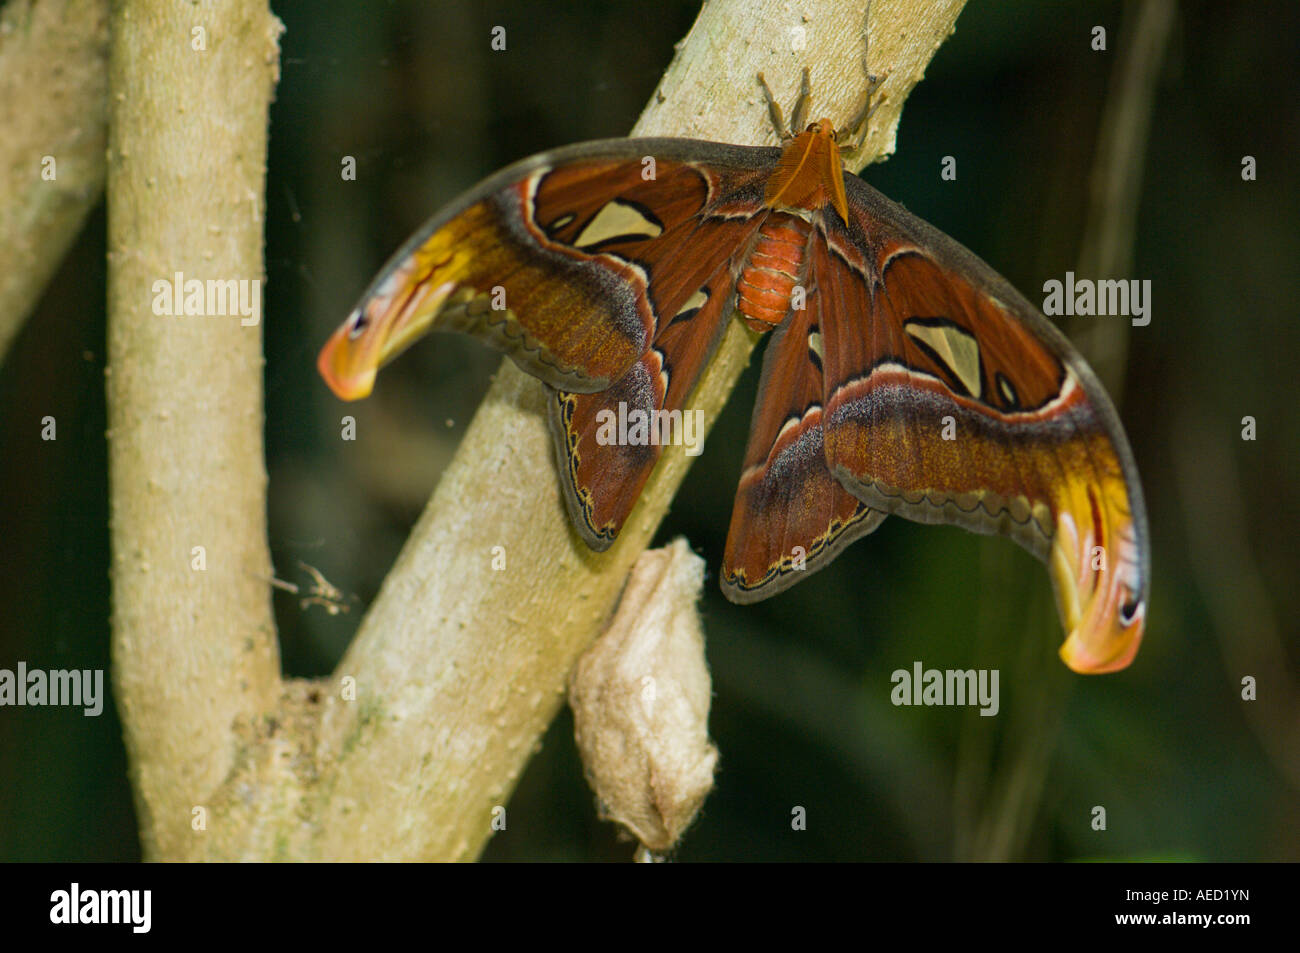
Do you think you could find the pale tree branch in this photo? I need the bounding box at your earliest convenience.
[106,1,285,860]
[0,0,109,364]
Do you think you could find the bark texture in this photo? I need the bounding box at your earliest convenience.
[106,0,285,860]
[0,0,110,362]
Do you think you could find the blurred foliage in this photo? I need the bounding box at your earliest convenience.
[1,0,1296,861]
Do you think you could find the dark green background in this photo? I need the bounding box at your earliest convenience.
[2,0,1296,861]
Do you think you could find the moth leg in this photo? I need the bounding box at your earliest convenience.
[790,67,812,132]
[840,5,890,163]
[840,74,886,156]
[756,72,791,140]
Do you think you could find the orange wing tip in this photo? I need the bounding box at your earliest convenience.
[1059,618,1144,674]
[318,245,464,401]
[1048,511,1146,674]
[317,319,376,401]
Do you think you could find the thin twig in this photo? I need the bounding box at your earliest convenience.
[955,0,1174,861]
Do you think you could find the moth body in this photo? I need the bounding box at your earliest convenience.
[736,214,813,332]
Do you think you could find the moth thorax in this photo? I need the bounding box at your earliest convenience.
[764,120,849,221]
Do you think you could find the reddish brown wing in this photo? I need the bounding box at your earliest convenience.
[318,140,776,401]
[809,174,1149,674]
[721,253,886,600]
[552,248,744,548]
[536,149,782,549]
[319,138,785,548]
